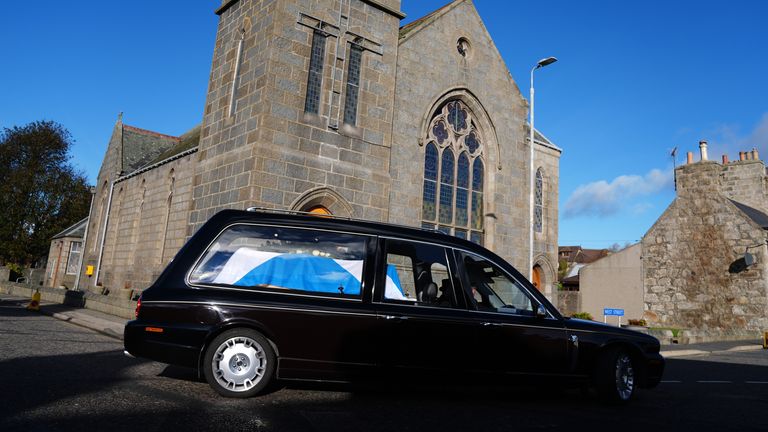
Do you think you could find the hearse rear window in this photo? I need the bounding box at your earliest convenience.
[188,224,368,298]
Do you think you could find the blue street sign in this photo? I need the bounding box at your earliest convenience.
[603,308,625,316]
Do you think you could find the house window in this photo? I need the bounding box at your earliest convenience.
[66,242,82,275]
[534,168,543,233]
[343,44,363,126]
[421,100,484,244]
[304,30,327,115]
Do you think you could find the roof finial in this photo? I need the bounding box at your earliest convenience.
[118,112,123,122]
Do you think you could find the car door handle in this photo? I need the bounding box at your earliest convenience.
[481,322,502,327]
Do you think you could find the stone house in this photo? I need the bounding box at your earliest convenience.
[579,143,768,341]
[43,218,87,289]
[73,0,562,300]
[643,143,768,341]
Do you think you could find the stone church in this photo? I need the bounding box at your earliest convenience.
[65,0,561,300]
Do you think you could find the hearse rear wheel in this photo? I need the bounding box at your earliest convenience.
[594,346,636,404]
[203,328,276,398]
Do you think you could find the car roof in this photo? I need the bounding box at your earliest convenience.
[207,209,486,253]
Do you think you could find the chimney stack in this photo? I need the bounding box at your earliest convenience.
[686,151,693,164]
[752,148,759,161]
[699,140,708,161]
[739,151,746,161]
[722,155,729,164]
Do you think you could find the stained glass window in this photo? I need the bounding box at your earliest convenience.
[343,44,363,125]
[466,130,480,154]
[534,168,543,233]
[439,149,454,224]
[305,30,326,115]
[471,159,484,234]
[422,143,438,221]
[447,101,468,132]
[456,152,469,227]
[421,100,485,244]
[432,121,448,144]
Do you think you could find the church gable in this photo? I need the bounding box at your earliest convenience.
[389,0,535,270]
[397,0,524,106]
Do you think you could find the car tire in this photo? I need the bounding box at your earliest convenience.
[593,346,636,404]
[203,328,276,398]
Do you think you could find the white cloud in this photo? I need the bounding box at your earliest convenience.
[563,169,672,218]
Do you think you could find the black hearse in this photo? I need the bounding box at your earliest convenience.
[124,209,663,402]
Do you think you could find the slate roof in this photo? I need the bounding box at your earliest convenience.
[730,199,768,229]
[52,218,88,240]
[122,125,181,173]
[558,246,610,264]
[148,124,201,165]
[525,124,562,152]
[119,123,201,176]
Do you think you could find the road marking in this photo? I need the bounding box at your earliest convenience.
[661,380,768,384]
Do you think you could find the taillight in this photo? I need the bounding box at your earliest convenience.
[135,295,142,318]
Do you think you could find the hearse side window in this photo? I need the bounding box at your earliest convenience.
[382,239,457,308]
[458,251,534,315]
[189,225,368,298]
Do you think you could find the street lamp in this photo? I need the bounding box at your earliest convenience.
[529,56,557,282]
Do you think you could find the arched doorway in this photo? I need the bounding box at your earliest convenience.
[532,265,543,292]
[306,205,332,216]
[291,187,354,219]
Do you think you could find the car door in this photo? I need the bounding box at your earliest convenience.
[455,250,570,376]
[373,237,477,377]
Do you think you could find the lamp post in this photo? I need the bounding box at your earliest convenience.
[529,56,557,281]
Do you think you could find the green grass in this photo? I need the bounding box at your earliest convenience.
[649,327,683,338]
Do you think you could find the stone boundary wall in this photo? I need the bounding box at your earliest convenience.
[553,290,580,317]
[0,282,136,319]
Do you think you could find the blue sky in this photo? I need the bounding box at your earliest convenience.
[2,1,767,249]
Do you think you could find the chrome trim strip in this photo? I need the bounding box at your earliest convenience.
[280,357,376,367]
[185,284,363,303]
[141,300,377,318]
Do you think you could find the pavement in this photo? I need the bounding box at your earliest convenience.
[1,293,765,357]
[0,294,127,340]
[659,338,765,358]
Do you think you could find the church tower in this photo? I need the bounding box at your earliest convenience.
[190,0,405,233]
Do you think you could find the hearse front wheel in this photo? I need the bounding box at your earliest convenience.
[594,346,636,404]
[203,328,276,398]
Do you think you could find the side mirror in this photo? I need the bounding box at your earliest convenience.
[536,304,548,319]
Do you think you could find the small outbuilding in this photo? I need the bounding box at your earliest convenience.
[44,218,87,289]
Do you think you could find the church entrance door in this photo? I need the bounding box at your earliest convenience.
[532,265,542,291]
[307,205,332,216]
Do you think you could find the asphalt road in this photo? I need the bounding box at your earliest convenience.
[2,299,768,432]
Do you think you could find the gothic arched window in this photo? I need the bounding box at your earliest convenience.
[422,100,484,244]
[534,168,543,233]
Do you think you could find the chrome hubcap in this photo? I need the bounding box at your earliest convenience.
[212,336,266,392]
[615,354,635,400]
